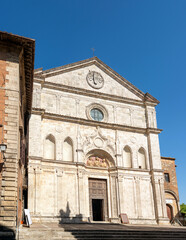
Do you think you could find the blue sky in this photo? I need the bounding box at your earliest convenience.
[1,0,186,203]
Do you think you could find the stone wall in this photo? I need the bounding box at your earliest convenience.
[0,43,29,229]
[29,59,168,225]
[0,46,8,175]
[0,45,20,228]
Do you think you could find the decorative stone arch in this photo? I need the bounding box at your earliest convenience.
[85,149,115,168]
[123,145,133,168]
[165,189,180,218]
[63,137,74,162]
[137,147,147,169]
[44,134,56,160]
[165,189,179,202]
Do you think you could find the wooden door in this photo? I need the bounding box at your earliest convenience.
[89,179,108,221]
[166,204,173,221]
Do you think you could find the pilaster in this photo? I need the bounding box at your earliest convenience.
[144,102,169,224]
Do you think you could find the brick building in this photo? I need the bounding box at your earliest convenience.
[0,31,35,230]
[161,157,180,221]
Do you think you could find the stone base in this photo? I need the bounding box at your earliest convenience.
[31,216,90,224]
[129,218,157,225]
[31,215,170,226]
[157,217,170,225]
[109,218,120,223]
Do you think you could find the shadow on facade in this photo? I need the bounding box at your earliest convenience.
[0,224,15,240]
[58,202,91,240]
[59,201,86,224]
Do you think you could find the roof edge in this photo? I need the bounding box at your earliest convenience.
[0,31,35,113]
[36,56,159,104]
[161,156,176,161]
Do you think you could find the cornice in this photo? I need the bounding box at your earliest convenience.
[115,167,150,172]
[33,80,157,107]
[161,156,176,161]
[32,108,162,134]
[150,169,164,173]
[28,157,151,173]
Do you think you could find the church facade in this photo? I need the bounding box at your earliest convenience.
[28,57,169,225]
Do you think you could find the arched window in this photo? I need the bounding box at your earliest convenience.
[44,134,55,160]
[123,146,132,168]
[138,148,146,169]
[63,137,73,162]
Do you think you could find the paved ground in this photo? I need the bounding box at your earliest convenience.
[22,222,186,232]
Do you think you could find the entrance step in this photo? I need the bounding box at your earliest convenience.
[17,224,186,240]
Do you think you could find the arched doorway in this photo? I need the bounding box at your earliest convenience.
[166,204,173,221]
[86,149,115,221]
[165,190,179,220]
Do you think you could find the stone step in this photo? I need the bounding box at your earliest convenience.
[18,237,186,239]
[18,231,186,240]
[18,224,186,240]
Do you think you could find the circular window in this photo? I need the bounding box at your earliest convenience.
[86,103,108,122]
[90,108,104,121]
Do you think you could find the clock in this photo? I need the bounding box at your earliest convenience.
[86,71,104,89]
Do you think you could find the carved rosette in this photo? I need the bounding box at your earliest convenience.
[82,127,115,157]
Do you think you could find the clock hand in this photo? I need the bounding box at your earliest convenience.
[93,73,97,85]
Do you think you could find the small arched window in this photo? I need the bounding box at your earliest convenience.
[63,137,73,162]
[123,146,132,168]
[44,134,55,160]
[138,148,146,169]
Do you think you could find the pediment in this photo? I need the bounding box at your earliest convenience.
[34,57,159,104]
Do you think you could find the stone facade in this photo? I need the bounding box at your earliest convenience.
[28,57,169,225]
[0,32,35,230]
[161,157,180,221]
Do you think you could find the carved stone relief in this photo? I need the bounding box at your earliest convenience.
[87,157,109,168]
[82,127,115,156]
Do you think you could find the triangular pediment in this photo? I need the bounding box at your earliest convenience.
[34,57,159,104]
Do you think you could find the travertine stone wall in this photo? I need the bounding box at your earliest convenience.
[29,61,168,225]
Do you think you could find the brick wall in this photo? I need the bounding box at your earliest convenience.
[161,157,179,198]
[0,47,8,197]
[0,45,20,228]
[0,32,35,232]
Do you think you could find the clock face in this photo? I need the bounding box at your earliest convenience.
[86,71,104,89]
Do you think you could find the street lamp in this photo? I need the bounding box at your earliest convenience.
[0,143,7,153]
[0,143,7,162]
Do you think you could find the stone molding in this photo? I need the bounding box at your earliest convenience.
[32,108,162,134]
[34,80,157,107]
[29,157,157,174]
